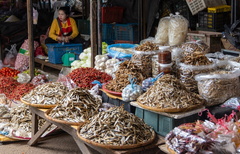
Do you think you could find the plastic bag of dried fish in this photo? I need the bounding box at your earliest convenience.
[142,72,164,91]
[79,106,155,148]
[181,40,209,56]
[57,74,77,90]
[195,70,240,106]
[122,77,143,102]
[22,82,68,105]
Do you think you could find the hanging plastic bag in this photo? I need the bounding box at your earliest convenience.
[3,44,18,67]
[155,16,170,45]
[168,12,188,46]
[142,72,164,91]
[122,76,143,102]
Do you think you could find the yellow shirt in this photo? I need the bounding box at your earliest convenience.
[49,17,79,41]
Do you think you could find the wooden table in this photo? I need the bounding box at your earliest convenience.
[34,58,69,71]
[28,106,166,154]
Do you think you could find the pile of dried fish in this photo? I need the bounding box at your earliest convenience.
[232,56,240,63]
[135,41,159,51]
[196,70,240,106]
[0,104,10,119]
[0,104,56,138]
[79,106,155,146]
[105,61,144,92]
[137,74,203,110]
[22,82,68,105]
[181,52,212,66]
[47,88,101,123]
[181,41,209,56]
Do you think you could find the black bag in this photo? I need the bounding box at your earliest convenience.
[224,20,240,49]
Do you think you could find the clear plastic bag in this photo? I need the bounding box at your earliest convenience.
[179,62,216,93]
[142,72,164,91]
[222,97,240,110]
[122,77,143,102]
[195,70,240,106]
[17,73,31,84]
[181,40,209,56]
[155,16,170,45]
[57,74,77,90]
[3,44,18,67]
[168,12,188,46]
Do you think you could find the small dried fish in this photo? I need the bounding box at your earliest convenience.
[79,106,155,146]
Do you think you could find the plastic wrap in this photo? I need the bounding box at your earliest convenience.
[181,40,209,56]
[3,44,17,67]
[155,17,170,45]
[131,42,159,78]
[31,74,48,86]
[179,62,216,93]
[57,74,77,90]
[142,72,164,91]
[122,77,143,102]
[168,12,188,46]
[195,70,240,106]
[222,97,240,110]
[107,44,137,60]
[17,73,31,84]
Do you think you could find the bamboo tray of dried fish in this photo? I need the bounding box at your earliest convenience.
[77,126,156,149]
[44,108,86,126]
[20,97,57,109]
[137,101,204,113]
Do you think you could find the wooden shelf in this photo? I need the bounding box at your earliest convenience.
[35,58,70,71]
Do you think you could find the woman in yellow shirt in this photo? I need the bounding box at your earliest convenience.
[45,6,84,44]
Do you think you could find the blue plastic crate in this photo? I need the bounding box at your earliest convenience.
[46,43,83,64]
[114,23,138,41]
[102,23,115,44]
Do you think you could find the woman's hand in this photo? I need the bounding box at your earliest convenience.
[64,36,72,43]
[56,36,63,42]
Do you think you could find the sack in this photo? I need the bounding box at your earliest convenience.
[19,39,39,55]
[14,53,29,72]
[3,44,18,67]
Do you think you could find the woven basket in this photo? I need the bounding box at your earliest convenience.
[20,97,57,109]
[45,108,85,126]
[76,125,156,149]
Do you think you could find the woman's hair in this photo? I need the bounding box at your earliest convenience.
[59,6,70,16]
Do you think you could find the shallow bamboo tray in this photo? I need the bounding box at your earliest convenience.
[76,125,156,149]
[137,101,204,113]
[45,108,85,126]
[20,97,57,109]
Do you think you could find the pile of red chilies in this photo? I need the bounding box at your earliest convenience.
[8,83,36,100]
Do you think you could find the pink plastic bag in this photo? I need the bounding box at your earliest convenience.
[3,44,18,67]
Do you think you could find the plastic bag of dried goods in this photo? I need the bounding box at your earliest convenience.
[168,12,188,46]
[155,16,170,45]
[142,72,164,91]
[181,40,209,56]
[122,76,143,102]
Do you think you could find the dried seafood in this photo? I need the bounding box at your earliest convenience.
[47,88,101,123]
[231,56,240,63]
[22,82,68,105]
[181,52,212,66]
[0,104,10,118]
[137,74,203,110]
[135,41,159,51]
[181,41,209,56]
[105,61,144,92]
[79,106,155,146]
[0,104,56,138]
[196,70,240,106]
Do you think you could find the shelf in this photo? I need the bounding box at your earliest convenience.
[35,58,70,71]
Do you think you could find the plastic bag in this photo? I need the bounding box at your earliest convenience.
[178,62,216,93]
[14,53,29,72]
[142,72,164,91]
[195,70,240,106]
[3,44,18,67]
[122,77,143,102]
[155,16,170,45]
[57,74,77,90]
[107,44,137,60]
[19,39,39,55]
[168,12,188,46]
[181,40,209,56]
[222,97,240,110]
[17,73,31,84]
[31,74,48,86]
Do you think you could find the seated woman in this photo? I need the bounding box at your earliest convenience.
[45,6,87,46]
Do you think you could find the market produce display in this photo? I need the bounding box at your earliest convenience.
[67,67,112,89]
[178,52,216,93]
[45,88,101,125]
[0,104,10,119]
[195,70,240,106]
[77,106,155,149]
[8,83,36,101]
[94,54,109,72]
[155,16,170,45]
[0,77,20,98]
[21,82,68,107]
[105,60,144,92]
[181,41,209,56]
[137,74,204,112]
[166,113,240,154]
[0,67,20,78]
[132,41,159,78]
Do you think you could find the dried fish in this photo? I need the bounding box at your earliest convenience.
[22,82,68,105]
[79,106,155,146]
[137,74,203,109]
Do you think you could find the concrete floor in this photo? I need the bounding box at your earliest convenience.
[0,131,82,154]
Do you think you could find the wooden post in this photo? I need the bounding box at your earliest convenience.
[97,0,102,55]
[27,0,35,79]
[90,0,97,67]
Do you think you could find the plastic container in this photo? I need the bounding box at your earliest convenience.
[159,63,173,74]
[101,6,124,23]
[46,43,83,64]
[158,46,172,64]
[114,23,138,42]
[62,52,75,67]
[207,5,231,13]
[76,19,90,35]
[107,43,137,59]
[102,23,115,44]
